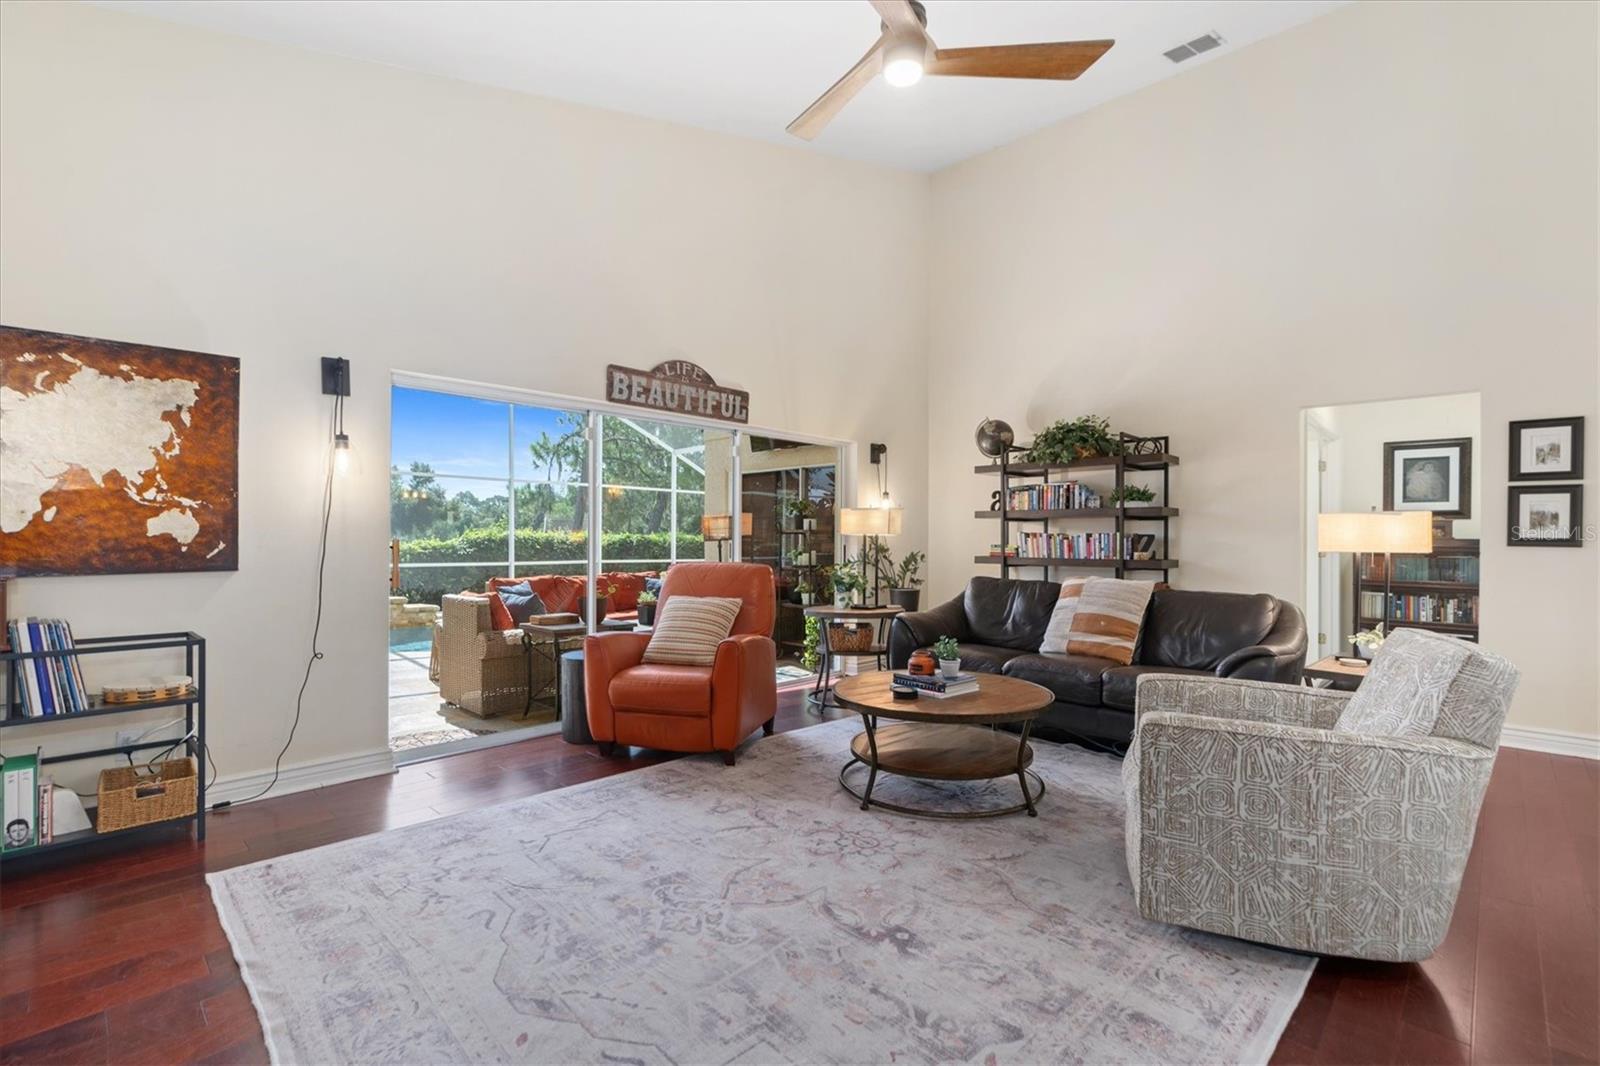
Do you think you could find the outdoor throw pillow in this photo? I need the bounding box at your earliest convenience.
[495,582,549,627]
[1038,578,1089,654]
[641,596,743,667]
[1065,578,1155,665]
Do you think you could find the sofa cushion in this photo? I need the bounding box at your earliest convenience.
[491,574,586,616]
[491,582,548,628]
[597,571,656,612]
[1100,665,1212,712]
[962,577,1060,651]
[955,643,1029,675]
[642,596,742,666]
[1066,578,1156,665]
[1038,578,1089,654]
[1139,588,1278,670]
[1001,652,1107,706]
[609,664,712,715]
[1336,628,1473,738]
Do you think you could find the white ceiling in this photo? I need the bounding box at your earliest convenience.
[94,0,1347,172]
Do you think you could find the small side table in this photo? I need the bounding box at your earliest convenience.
[520,621,588,717]
[559,650,592,744]
[802,604,903,714]
[1304,656,1368,691]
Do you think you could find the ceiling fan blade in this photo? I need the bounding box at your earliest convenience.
[927,40,1114,81]
[868,0,930,42]
[787,37,884,140]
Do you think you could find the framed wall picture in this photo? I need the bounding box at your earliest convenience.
[1509,416,1584,481]
[1507,485,1583,546]
[1383,437,1472,519]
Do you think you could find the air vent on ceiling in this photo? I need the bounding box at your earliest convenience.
[1163,32,1225,64]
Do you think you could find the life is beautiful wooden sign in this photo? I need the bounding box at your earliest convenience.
[605,361,749,424]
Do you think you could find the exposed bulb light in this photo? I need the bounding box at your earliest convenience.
[333,432,351,476]
[883,35,925,87]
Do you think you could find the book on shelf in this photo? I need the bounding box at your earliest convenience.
[1360,591,1478,626]
[1005,481,1102,511]
[5,618,89,717]
[1360,553,1480,584]
[893,671,980,693]
[2,751,38,851]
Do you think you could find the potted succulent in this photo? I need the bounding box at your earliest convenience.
[887,550,925,612]
[1107,484,1156,504]
[932,635,962,680]
[636,589,657,627]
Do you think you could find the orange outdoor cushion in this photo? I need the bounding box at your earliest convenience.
[489,574,585,617]
[608,663,712,716]
[597,571,657,612]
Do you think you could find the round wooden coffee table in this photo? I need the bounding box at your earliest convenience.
[831,671,1053,818]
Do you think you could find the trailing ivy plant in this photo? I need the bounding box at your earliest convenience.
[1021,415,1122,464]
[801,615,822,672]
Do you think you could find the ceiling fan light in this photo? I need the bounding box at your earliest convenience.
[882,36,925,87]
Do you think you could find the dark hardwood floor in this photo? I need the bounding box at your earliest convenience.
[3,689,1595,1066]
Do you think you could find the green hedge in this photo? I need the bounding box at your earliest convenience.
[397,530,705,605]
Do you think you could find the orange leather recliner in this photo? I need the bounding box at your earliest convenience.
[584,562,776,765]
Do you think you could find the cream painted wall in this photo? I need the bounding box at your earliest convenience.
[928,1,1598,738]
[0,1,930,793]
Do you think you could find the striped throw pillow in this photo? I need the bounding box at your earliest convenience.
[1065,578,1155,665]
[1038,578,1089,653]
[641,596,743,666]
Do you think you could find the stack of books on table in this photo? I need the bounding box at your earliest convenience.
[892,671,979,698]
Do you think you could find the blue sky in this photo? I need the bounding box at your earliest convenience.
[391,386,581,483]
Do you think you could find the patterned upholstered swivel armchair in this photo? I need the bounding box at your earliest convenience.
[1123,628,1518,962]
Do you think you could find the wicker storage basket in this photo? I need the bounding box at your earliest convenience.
[96,758,197,833]
[826,622,875,653]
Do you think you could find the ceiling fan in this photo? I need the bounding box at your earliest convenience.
[788,0,1114,140]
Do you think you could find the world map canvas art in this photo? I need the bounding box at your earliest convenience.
[0,327,239,575]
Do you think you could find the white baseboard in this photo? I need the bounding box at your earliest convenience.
[208,747,397,806]
[1500,725,1600,760]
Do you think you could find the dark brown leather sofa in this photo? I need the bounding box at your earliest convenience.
[887,577,1308,748]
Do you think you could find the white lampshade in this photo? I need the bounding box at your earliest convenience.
[1318,511,1434,555]
[839,507,903,537]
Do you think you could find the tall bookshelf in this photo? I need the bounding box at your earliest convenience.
[1353,537,1480,641]
[974,433,1179,580]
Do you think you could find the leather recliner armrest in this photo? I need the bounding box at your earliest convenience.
[583,632,651,742]
[887,593,970,669]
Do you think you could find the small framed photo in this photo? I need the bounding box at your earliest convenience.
[1508,484,1583,547]
[1509,416,1584,481]
[1384,437,1472,519]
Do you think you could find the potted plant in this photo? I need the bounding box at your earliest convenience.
[1348,624,1385,661]
[1022,415,1122,464]
[788,547,815,568]
[636,590,657,627]
[828,566,864,608]
[932,635,961,680]
[592,579,619,624]
[1107,484,1156,504]
[887,549,925,612]
[784,497,816,531]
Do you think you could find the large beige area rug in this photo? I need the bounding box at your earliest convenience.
[209,719,1313,1065]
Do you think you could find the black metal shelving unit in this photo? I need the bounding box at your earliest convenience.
[975,433,1179,580]
[1,631,207,863]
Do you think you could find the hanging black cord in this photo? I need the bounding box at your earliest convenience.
[215,394,337,810]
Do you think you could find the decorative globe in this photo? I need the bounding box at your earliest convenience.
[974,418,1015,458]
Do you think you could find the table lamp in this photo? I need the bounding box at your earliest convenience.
[839,506,902,607]
[1317,511,1433,655]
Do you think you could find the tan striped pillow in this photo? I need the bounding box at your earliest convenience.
[1038,578,1089,653]
[1065,578,1155,665]
[641,596,743,666]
